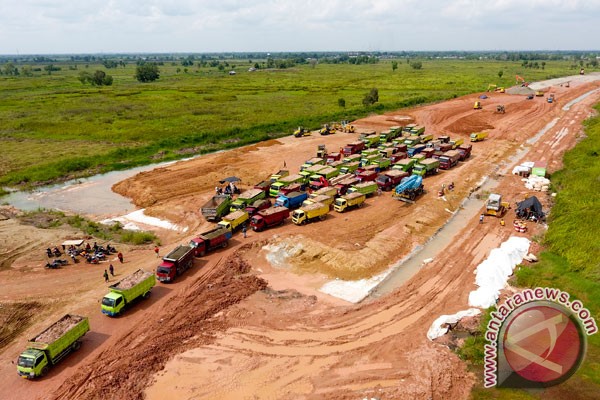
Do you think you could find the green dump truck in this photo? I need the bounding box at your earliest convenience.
[392,158,417,172]
[101,269,156,316]
[17,314,90,379]
[230,189,266,212]
[200,194,232,222]
[412,158,440,177]
[333,192,366,212]
[291,202,329,225]
[348,181,379,197]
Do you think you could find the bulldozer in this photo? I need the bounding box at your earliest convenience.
[485,193,510,217]
[495,105,505,114]
[474,101,482,110]
[339,120,355,133]
[293,126,311,138]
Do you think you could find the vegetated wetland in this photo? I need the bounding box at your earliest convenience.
[0,55,580,192]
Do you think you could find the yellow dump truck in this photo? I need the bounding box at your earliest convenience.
[333,192,366,213]
[217,210,249,232]
[292,202,329,225]
[302,194,334,208]
[470,131,488,142]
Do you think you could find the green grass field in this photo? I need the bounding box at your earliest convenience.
[0,58,578,191]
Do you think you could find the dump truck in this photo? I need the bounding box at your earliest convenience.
[342,141,366,156]
[393,175,424,202]
[250,206,290,231]
[390,151,408,163]
[101,269,155,316]
[311,186,338,198]
[410,125,426,135]
[457,144,472,160]
[470,132,488,142]
[379,130,399,143]
[16,314,90,379]
[291,202,329,225]
[370,157,391,170]
[326,152,342,164]
[547,94,555,103]
[434,142,453,152]
[485,193,510,217]
[335,177,360,195]
[339,161,360,175]
[438,150,462,170]
[412,158,440,177]
[357,170,378,183]
[393,143,408,153]
[404,136,422,147]
[348,181,378,197]
[279,183,305,196]
[218,210,249,232]
[376,170,409,191]
[253,180,272,195]
[361,134,380,148]
[189,226,232,257]
[392,158,416,173]
[245,198,272,216]
[275,191,308,209]
[420,133,434,143]
[450,138,464,149]
[270,169,289,183]
[156,244,195,283]
[303,194,334,208]
[407,144,427,157]
[269,174,304,197]
[230,189,266,212]
[333,192,366,213]
[403,123,417,133]
[343,153,362,163]
[201,194,232,222]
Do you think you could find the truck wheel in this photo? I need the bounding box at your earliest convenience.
[72,341,81,351]
[142,290,151,299]
[41,366,49,377]
[357,202,363,208]
[199,251,206,257]
[222,241,228,248]
[319,215,326,221]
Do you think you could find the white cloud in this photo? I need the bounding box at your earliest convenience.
[0,0,599,53]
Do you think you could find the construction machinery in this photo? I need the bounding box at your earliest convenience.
[535,91,544,97]
[474,101,482,109]
[317,144,327,158]
[484,193,510,217]
[392,175,424,203]
[496,105,505,114]
[340,120,355,133]
[319,124,336,136]
[293,127,312,138]
[487,84,497,92]
[516,75,529,87]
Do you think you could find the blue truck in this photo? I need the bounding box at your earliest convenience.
[274,191,308,209]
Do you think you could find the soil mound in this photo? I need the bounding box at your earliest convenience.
[506,85,535,95]
[444,114,494,135]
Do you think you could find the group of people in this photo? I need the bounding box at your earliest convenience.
[215,181,239,195]
[438,182,455,196]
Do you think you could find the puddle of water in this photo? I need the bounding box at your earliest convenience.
[3,159,183,218]
[370,178,498,298]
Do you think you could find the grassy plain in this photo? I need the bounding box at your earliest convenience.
[0,58,577,190]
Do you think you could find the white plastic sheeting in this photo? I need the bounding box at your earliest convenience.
[319,271,389,303]
[427,308,481,340]
[468,236,531,308]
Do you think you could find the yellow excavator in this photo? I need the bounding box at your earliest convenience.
[487,84,505,93]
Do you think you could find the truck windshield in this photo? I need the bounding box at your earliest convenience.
[101,297,115,307]
[334,199,344,206]
[157,267,171,275]
[17,356,34,368]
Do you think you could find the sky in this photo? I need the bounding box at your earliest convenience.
[1,0,599,54]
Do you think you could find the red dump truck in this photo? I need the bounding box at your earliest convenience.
[343,141,366,156]
[189,226,232,257]
[439,150,461,170]
[357,170,378,182]
[376,170,409,191]
[457,144,472,160]
[245,198,271,216]
[156,244,195,283]
[250,206,290,231]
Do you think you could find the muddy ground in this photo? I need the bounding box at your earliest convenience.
[0,75,599,400]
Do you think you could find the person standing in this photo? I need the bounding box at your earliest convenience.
[242,225,247,238]
[109,264,114,276]
[479,214,484,224]
[117,252,124,263]
[154,246,160,258]
[103,269,109,283]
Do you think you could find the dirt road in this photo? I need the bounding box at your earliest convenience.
[0,75,598,399]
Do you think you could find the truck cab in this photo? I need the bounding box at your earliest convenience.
[17,349,49,379]
[101,292,126,315]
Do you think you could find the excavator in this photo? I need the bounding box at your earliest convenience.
[495,105,506,114]
[516,75,529,87]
